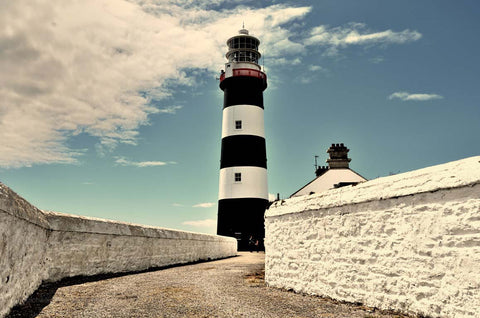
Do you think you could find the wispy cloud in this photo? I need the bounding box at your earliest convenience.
[267,57,302,66]
[370,56,385,64]
[192,202,216,208]
[173,202,216,208]
[308,65,323,72]
[305,23,421,56]
[114,156,176,167]
[182,219,216,228]
[298,76,315,84]
[388,91,444,101]
[157,106,183,114]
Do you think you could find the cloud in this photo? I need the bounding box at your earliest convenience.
[298,76,314,84]
[388,91,444,101]
[265,57,302,67]
[0,0,312,168]
[370,56,385,64]
[192,202,216,208]
[173,202,215,208]
[304,23,421,55]
[157,106,183,114]
[0,1,422,169]
[182,219,216,228]
[308,65,323,72]
[114,156,176,167]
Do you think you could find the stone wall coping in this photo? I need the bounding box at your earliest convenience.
[44,210,233,242]
[267,156,480,218]
[0,182,50,228]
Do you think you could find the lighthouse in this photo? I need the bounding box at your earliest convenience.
[217,28,268,250]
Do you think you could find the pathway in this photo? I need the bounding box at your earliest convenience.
[8,252,410,318]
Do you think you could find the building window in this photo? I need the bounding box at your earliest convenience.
[235,120,242,129]
[234,173,242,182]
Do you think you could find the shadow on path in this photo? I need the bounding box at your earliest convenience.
[6,256,237,318]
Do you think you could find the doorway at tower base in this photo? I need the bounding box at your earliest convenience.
[217,198,268,251]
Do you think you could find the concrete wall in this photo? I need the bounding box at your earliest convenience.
[265,156,480,318]
[0,183,237,318]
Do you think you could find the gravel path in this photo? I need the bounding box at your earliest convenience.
[9,252,412,318]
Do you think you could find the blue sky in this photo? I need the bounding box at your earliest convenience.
[1,0,479,234]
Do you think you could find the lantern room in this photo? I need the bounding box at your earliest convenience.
[225,29,261,64]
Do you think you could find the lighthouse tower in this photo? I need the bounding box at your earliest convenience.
[217,28,268,250]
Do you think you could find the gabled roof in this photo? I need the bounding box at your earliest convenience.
[291,168,367,197]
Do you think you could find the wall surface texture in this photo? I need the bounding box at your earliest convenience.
[0,183,237,318]
[265,156,480,318]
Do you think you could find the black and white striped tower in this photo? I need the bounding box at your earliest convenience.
[217,28,268,250]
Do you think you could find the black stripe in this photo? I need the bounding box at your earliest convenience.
[220,135,266,169]
[217,198,268,251]
[220,76,266,108]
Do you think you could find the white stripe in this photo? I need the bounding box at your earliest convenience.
[218,166,268,200]
[224,62,261,78]
[221,105,265,138]
[231,62,261,71]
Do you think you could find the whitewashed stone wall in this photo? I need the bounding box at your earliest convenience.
[0,185,50,318]
[265,156,480,318]
[43,211,236,281]
[0,183,237,318]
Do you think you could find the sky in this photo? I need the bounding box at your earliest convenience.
[1,0,479,234]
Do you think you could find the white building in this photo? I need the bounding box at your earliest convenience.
[291,143,366,197]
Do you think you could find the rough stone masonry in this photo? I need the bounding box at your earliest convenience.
[265,156,480,318]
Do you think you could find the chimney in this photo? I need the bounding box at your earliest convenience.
[326,143,351,169]
[315,165,329,177]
